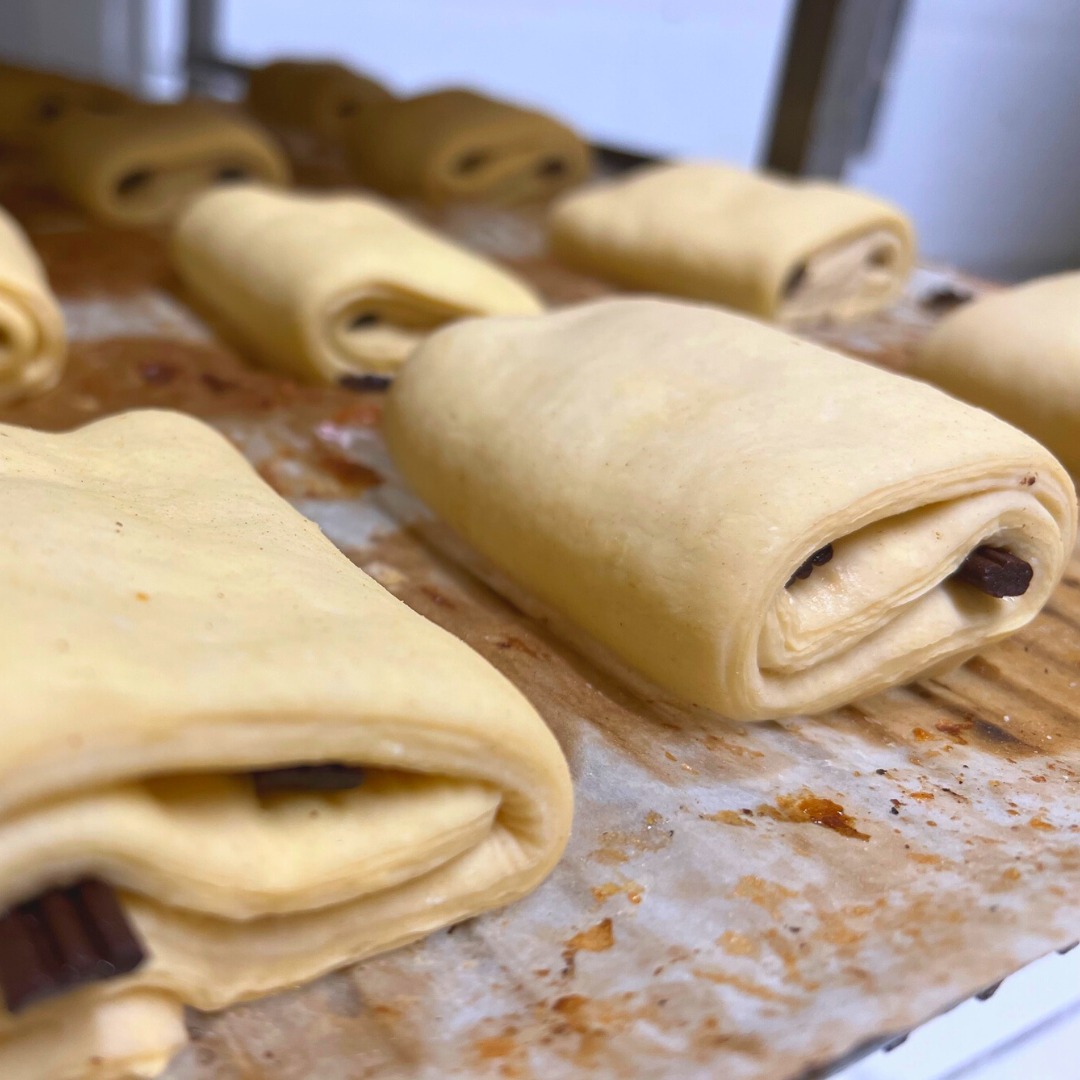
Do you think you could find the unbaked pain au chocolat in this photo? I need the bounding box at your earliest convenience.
[548,162,915,325]
[170,184,543,379]
[385,297,1077,721]
[0,410,571,1080]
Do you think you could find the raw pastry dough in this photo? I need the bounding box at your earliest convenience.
[345,89,590,203]
[385,298,1076,721]
[549,163,915,324]
[0,64,130,146]
[171,185,544,378]
[246,59,393,141]
[40,102,290,227]
[0,410,572,1080]
[0,205,66,404]
[911,272,1080,475]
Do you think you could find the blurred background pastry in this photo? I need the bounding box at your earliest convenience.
[343,89,590,205]
[245,59,393,143]
[549,162,915,324]
[39,101,290,227]
[171,185,543,379]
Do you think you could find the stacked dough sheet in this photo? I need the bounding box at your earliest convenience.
[0,411,571,1080]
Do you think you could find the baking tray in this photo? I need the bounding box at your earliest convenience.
[0,143,1077,1080]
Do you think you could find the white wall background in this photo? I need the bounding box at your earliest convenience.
[848,0,1080,281]
[0,0,146,89]
[2,0,1080,279]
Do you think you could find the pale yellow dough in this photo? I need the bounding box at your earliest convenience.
[0,206,66,404]
[911,272,1080,475]
[246,59,393,141]
[385,298,1076,721]
[0,410,571,1079]
[40,102,290,227]
[345,89,591,204]
[548,162,916,324]
[171,185,544,378]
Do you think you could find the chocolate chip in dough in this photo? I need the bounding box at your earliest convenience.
[37,96,65,122]
[951,546,1032,598]
[786,543,834,588]
[454,150,490,175]
[115,169,153,197]
[339,373,392,392]
[252,763,367,797]
[0,880,145,1014]
[920,284,974,314]
[782,262,807,299]
[537,156,567,178]
[216,165,249,183]
[867,245,895,268]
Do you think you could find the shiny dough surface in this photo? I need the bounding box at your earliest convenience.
[245,59,393,141]
[0,410,571,1079]
[0,206,66,404]
[345,89,590,203]
[910,272,1080,475]
[40,102,290,227]
[171,185,543,378]
[386,298,1076,721]
[548,163,915,323]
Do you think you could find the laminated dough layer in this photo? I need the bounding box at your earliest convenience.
[246,59,393,142]
[0,206,66,404]
[549,163,915,324]
[0,64,130,146]
[0,410,571,1080]
[385,298,1076,721]
[345,89,590,204]
[39,103,290,227]
[910,271,1080,475]
[171,185,543,378]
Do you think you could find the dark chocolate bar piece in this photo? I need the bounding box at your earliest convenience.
[787,543,834,588]
[251,763,367,797]
[0,880,145,1015]
[339,373,392,392]
[920,283,974,314]
[952,545,1032,598]
[782,262,807,298]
